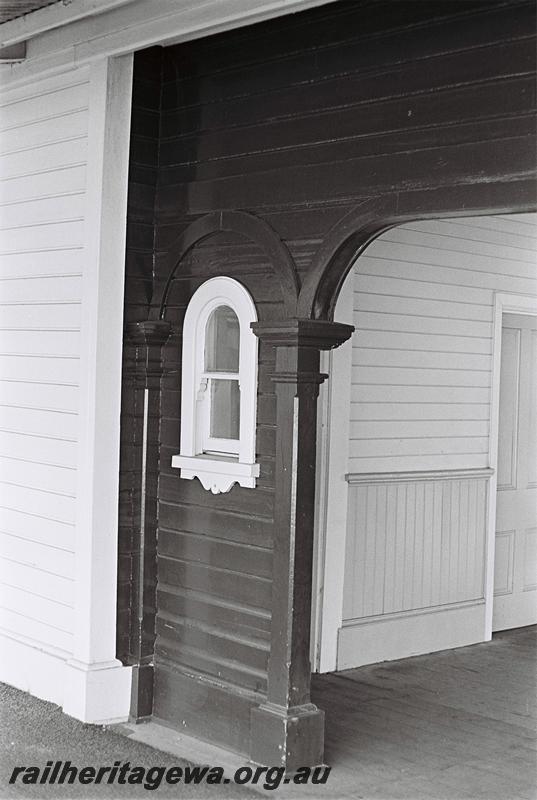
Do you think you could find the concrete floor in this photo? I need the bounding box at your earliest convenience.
[312,625,537,800]
[0,683,256,799]
[1,627,535,799]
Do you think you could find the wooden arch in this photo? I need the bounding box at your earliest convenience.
[151,210,300,320]
[298,180,537,322]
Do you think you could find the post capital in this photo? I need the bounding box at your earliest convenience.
[251,318,354,350]
[125,320,172,348]
[123,320,173,387]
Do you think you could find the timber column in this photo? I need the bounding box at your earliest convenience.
[119,320,171,719]
[250,319,353,770]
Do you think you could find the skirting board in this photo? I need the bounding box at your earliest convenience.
[337,601,486,670]
[0,632,132,723]
[152,661,261,757]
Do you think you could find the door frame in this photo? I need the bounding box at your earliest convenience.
[311,268,354,673]
[485,292,537,638]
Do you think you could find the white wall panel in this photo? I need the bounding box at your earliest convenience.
[352,403,490,421]
[0,66,89,658]
[364,243,537,287]
[0,141,87,185]
[0,607,73,652]
[0,430,76,468]
[0,354,79,383]
[524,528,537,592]
[344,474,488,622]
[0,276,82,303]
[349,215,537,474]
[0,507,73,551]
[0,194,86,229]
[0,330,81,357]
[0,381,78,411]
[0,111,88,158]
[0,304,80,329]
[0,557,74,605]
[497,328,520,489]
[339,470,490,668]
[0,249,84,279]
[1,484,75,525]
[333,213,537,669]
[0,76,89,126]
[351,366,491,387]
[493,531,515,596]
[0,406,78,439]
[0,584,73,632]
[529,332,537,488]
[355,330,492,354]
[0,165,86,205]
[0,220,85,253]
[0,456,75,494]
[0,530,73,574]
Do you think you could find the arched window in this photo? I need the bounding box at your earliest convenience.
[171,277,260,493]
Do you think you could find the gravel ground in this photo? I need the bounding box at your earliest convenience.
[0,683,257,799]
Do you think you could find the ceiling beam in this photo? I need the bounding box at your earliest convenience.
[0,0,136,47]
[0,40,25,59]
[0,0,339,89]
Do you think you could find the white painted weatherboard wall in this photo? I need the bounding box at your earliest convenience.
[349,216,537,474]
[0,67,88,658]
[0,57,133,720]
[330,214,537,670]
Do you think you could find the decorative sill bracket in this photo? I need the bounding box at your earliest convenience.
[171,454,260,494]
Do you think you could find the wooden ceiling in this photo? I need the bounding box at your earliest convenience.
[0,0,58,24]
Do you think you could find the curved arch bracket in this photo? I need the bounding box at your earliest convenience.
[152,210,299,320]
[297,196,400,321]
[298,179,537,321]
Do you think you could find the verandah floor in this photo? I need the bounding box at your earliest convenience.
[4,627,532,798]
[309,625,536,799]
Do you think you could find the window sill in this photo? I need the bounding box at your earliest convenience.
[171,453,260,493]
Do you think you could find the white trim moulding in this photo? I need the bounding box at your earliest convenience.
[342,597,486,628]
[484,291,537,639]
[346,467,495,485]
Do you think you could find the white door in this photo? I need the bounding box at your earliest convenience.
[493,313,537,631]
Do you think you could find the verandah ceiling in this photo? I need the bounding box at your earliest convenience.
[0,0,57,24]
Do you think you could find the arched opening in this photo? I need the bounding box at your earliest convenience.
[311,210,537,772]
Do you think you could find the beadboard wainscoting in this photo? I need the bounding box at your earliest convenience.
[338,468,492,669]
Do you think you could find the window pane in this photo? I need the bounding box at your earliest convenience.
[205,305,240,372]
[210,379,240,440]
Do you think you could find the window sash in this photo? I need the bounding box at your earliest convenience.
[198,372,241,456]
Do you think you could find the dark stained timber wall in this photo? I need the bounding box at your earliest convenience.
[117,46,162,667]
[118,0,537,751]
[153,235,280,753]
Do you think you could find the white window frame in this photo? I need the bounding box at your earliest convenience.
[198,304,241,457]
[171,276,260,493]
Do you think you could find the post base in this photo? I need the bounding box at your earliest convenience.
[130,663,154,720]
[250,702,324,771]
[63,659,132,724]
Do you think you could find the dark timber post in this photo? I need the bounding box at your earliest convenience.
[120,320,171,719]
[250,319,353,770]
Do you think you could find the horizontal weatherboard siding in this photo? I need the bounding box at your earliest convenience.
[349,215,537,474]
[0,67,89,655]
